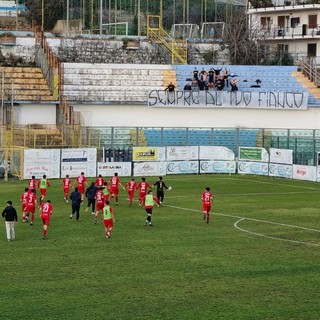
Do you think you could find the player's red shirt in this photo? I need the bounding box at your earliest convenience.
[40,202,53,219]
[109,176,121,190]
[125,181,137,192]
[201,191,213,206]
[95,189,105,205]
[28,179,37,190]
[62,178,72,190]
[26,192,37,209]
[20,191,29,204]
[137,181,151,195]
[76,175,87,187]
[95,177,105,187]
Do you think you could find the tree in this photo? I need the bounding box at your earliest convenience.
[25,0,64,31]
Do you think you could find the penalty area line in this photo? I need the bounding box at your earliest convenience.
[234,218,320,247]
[165,204,320,247]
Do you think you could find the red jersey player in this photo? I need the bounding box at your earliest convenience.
[95,174,105,188]
[62,174,72,203]
[201,187,213,224]
[74,172,88,201]
[94,187,105,224]
[109,172,123,205]
[124,178,137,206]
[26,189,37,226]
[20,187,29,222]
[28,175,37,192]
[137,177,151,205]
[40,200,53,240]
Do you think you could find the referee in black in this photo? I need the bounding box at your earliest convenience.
[153,176,169,205]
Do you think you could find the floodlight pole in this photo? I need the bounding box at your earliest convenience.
[100,0,103,36]
[41,0,44,31]
[66,0,70,33]
[138,0,141,36]
[160,0,163,28]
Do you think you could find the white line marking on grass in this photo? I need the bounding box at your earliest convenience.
[220,177,320,191]
[234,218,320,247]
[165,204,320,247]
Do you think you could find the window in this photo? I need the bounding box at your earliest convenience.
[290,17,300,28]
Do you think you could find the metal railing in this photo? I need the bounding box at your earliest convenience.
[299,56,320,87]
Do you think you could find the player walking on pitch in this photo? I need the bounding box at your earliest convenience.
[142,190,160,226]
[152,176,171,205]
[201,187,213,224]
[103,201,115,239]
[40,200,53,240]
[38,174,51,205]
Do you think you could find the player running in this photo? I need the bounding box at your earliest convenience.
[103,201,115,239]
[94,187,105,224]
[38,174,51,205]
[20,188,30,223]
[40,200,53,240]
[74,172,88,202]
[124,178,137,207]
[142,190,160,226]
[62,174,72,203]
[137,177,151,206]
[26,189,37,226]
[95,174,105,188]
[201,187,213,224]
[109,172,123,206]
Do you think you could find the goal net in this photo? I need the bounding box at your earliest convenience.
[169,24,199,39]
[201,22,225,40]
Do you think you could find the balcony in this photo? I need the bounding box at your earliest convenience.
[261,25,320,40]
[249,1,320,12]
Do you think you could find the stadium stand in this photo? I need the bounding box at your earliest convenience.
[62,63,175,103]
[173,65,320,107]
[1,67,55,102]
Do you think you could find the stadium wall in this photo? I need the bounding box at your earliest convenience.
[70,104,320,129]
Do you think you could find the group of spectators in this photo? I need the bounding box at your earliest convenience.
[185,66,238,92]
[164,66,239,94]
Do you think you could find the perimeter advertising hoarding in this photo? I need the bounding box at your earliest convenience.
[199,146,235,160]
[166,146,199,161]
[239,147,269,162]
[269,148,293,165]
[133,161,166,177]
[268,163,293,179]
[166,161,199,174]
[237,161,269,176]
[23,149,60,179]
[97,162,132,177]
[61,148,97,178]
[200,160,236,174]
[292,164,317,182]
[132,147,166,162]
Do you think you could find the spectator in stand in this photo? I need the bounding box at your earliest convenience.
[223,68,230,88]
[165,82,175,93]
[216,78,224,91]
[208,68,215,90]
[230,79,239,92]
[200,68,208,86]
[213,66,223,83]
[192,67,199,80]
[191,79,199,90]
[183,83,192,91]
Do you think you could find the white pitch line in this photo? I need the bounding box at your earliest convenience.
[234,218,320,247]
[165,204,320,246]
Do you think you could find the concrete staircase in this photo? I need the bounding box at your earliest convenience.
[292,71,320,99]
[1,67,55,102]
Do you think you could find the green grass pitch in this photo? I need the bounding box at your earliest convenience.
[0,174,320,320]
